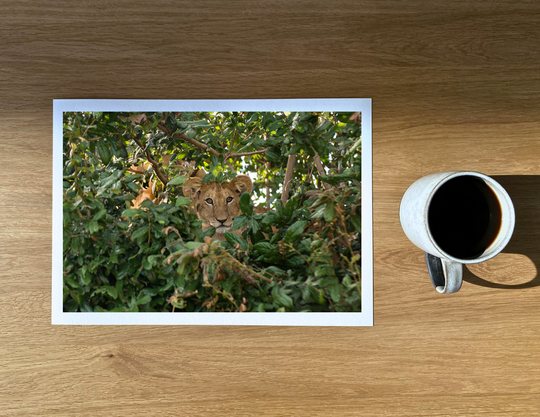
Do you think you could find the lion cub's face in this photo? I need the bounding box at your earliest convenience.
[182,175,253,241]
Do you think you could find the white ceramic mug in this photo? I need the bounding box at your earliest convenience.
[399,171,515,294]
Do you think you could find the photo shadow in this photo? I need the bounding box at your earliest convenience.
[463,175,540,289]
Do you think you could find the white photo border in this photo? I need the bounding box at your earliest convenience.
[52,99,373,326]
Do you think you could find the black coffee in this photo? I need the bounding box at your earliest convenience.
[428,176,502,259]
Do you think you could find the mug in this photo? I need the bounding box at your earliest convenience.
[399,171,515,294]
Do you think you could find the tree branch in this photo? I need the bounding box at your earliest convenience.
[157,123,220,157]
[228,148,269,158]
[281,154,297,205]
[131,136,169,185]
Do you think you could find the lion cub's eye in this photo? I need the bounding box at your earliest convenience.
[205,198,213,205]
[226,197,233,203]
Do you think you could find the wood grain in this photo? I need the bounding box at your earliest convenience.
[1,1,540,415]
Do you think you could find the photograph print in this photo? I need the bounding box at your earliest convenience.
[53,99,372,326]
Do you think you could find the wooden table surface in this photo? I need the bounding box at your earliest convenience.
[1,1,539,416]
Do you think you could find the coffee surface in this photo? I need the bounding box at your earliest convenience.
[428,176,501,259]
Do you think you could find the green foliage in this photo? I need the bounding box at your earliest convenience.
[63,111,361,312]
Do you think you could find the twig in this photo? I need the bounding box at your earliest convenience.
[227,149,269,158]
[222,251,273,283]
[131,136,169,185]
[81,118,96,138]
[281,154,297,205]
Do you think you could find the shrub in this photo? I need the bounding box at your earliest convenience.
[63,111,361,312]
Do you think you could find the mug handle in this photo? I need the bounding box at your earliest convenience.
[424,253,463,294]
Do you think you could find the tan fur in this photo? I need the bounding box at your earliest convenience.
[182,175,253,241]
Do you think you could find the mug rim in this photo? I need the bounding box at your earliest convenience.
[424,171,515,264]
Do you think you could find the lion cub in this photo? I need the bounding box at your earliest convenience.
[182,175,253,242]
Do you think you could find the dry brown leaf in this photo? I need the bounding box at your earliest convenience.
[127,113,147,125]
[131,180,155,208]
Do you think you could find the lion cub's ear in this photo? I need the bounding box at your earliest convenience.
[230,175,253,195]
[182,177,203,200]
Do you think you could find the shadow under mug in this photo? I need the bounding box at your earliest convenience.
[399,171,515,294]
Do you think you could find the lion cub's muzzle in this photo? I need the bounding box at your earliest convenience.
[212,217,233,232]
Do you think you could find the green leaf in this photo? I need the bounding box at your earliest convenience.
[69,290,83,306]
[142,257,152,270]
[320,169,360,185]
[311,205,326,219]
[284,144,301,156]
[246,112,259,126]
[126,181,141,193]
[136,294,152,305]
[175,196,192,207]
[254,242,277,255]
[330,284,341,302]
[131,225,149,242]
[79,268,91,286]
[231,215,249,231]
[202,173,215,184]
[264,266,285,275]
[350,214,361,232]
[105,286,118,299]
[309,286,325,305]
[203,227,216,238]
[314,119,332,135]
[140,199,154,208]
[186,241,204,250]
[284,197,298,218]
[71,236,80,253]
[239,192,253,216]
[318,276,338,287]
[265,148,281,162]
[64,276,79,289]
[284,220,308,244]
[324,202,336,222]
[88,220,100,234]
[275,292,293,309]
[274,199,284,216]
[285,255,305,267]
[261,211,279,225]
[93,208,107,221]
[315,265,335,278]
[96,141,112,165]
[248,218,259,234]
[346,137,361,155]
[224,231,248,251]
[121,208,142,218]
[168,175,188,186]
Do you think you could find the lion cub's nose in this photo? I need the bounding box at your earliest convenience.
[216,218,227,225]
